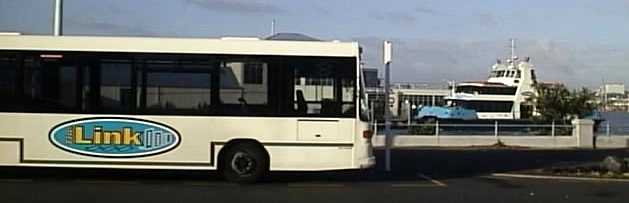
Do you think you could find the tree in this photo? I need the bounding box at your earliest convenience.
[528,83,598,123]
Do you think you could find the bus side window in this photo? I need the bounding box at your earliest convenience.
[290,58,355,117]
[137,58,214,115]
[218,58,269,116]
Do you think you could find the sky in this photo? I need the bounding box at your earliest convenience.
[1,0,628,88]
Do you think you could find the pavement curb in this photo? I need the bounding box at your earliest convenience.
[491,173,629,183]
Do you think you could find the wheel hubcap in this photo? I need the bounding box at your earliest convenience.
[230,152,255,176]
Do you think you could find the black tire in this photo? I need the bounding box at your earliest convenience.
[220,142,268,183]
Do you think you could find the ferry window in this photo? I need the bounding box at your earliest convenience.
[0,54,17,111]
[531,70,537,81]
[465,101,513,112]
[99,59,134,113]
[138,58,214,115]
[516,70,521,78]
[219,58,269,115]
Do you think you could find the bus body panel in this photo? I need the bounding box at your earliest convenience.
[0,112,362,170]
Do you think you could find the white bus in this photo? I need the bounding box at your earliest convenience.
[0,34,375,182]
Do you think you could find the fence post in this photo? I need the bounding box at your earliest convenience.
[435,120,440,137]
[435,120,440,145]
[407,103,412,128]
[551,121,555,137]
[606,122,610,137]
[494,120,499,141]
[573,119,595,148]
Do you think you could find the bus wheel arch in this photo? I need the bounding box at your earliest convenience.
[217,139,269,183]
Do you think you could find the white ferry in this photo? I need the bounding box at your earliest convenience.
[416,39,537,120]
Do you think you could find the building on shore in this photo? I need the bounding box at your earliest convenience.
[365,77,449,120]
[598,83,629,112]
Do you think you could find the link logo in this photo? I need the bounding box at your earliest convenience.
[49,118,181,158]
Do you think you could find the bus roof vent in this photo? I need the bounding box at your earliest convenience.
[265,33,321,41]
[0,32,21,36]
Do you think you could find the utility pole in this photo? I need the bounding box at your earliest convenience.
[271,19,276,36]
[53,0,63,36]
[383,41,392,172]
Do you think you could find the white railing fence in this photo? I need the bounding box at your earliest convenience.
[596,121,629,137]
[372,120,573,137]
[370,119,609,148]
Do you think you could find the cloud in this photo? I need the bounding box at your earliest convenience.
[368,11,417,24]
[64,17,154,36]
[414,6,440,15]
[185,0,284,14]
[475,13,498,27]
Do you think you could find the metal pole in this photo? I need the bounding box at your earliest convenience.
[384,61,392,172]
[551,121,555,137]
[271,19,276,36]
[435,120,439,137]
[406,101,411,128]
[494,120,499,140]
[53,0,63,36]
[382,41,393,172]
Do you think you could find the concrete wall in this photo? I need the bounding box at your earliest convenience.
[596,136,629,149]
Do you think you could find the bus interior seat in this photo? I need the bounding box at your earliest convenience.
[320,99,340,116]
[296,90,307,115]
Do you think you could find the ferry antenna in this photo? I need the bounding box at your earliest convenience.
[510,38,516,60]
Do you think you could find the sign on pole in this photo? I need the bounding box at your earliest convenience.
[384,41,392,64]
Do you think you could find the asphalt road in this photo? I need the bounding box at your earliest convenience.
[2,148,629,203]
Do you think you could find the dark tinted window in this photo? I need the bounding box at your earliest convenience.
[100,59,134,113]
[460,101,513,113]
[456,86,517,95]
[243,63,264,84]
[21,54,86,113]
[0,54,17,111]
[1,52,357,118]
[139,59,214,115]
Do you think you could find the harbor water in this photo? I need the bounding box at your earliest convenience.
[598,112,629,135]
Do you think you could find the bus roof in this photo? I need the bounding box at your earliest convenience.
[0,35,359,57]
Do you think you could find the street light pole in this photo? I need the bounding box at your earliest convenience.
[383,41,392,172]
[53,0,63,36]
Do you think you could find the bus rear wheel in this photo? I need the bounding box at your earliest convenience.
[220,142,268,183]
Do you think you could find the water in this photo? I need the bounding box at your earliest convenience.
[597,112,629,135]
